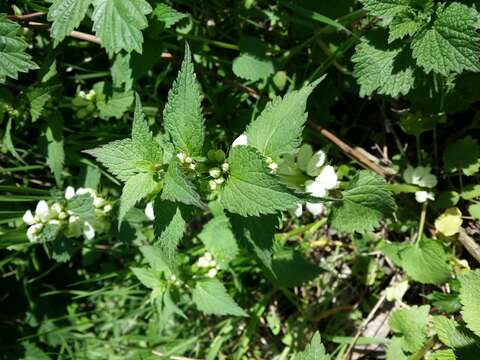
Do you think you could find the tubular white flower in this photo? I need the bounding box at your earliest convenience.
[305,180,327,198]
[306,202,324,217]
[207,268,218,278]
[103,204,112,213]
[315,165,338,190]
[415,191,435,203]
[35,200,50,222]
[294,204,303,217]
[268,162,279,172]
[145,202,155,221]
[27,224,43,243]
[23,210,35,225]
[232,134,248,147]
[93,196,106,208]
[64,186,76,200]
[221,162,229,172]
[310,150,326,169]
[50,203,62,218]
[76,187,94,196]
[83,222,95,240]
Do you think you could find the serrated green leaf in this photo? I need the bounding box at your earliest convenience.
[443,136,480,176]
[388,12,421,43]
[386,337,407,360]
[152,3,187,28]
[51,236,75,262]
[399,237,451,284]
[245,78,322,159]
[192,278,247,317]
[21,341,51,360]
[459,269,480,337]
[67,194,95,220]
[45,117,64,186]
[0,14,38,83]
[163,43,205,156]
[232,53,274,81]
[329,170,396,233]
[92,0,152,55]
[220,146,302,216]
[119,172,158,225]
[161,160,205,209]
[294,332,330,360]
[352,34,415,97]
[97,89,134,119]
[272,250,322,288]
[198,215,238,268]
[411,3,480,76]
[131,267,162,289]
[389,305,430,353]
[27,85,58,122]
[111,53,132,90]
[433,316,480,359]
[47,0,92,46]
[360,0,412,22]
[139,245,173,276]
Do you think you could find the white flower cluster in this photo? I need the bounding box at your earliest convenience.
[232,133,278,172]
[197,252,219,278]
[176,152,196,170]
[208,162,229,190]
[78,89,96,101]
[297,150,338,217]
[23,187,111,243]
[403,166,437,203]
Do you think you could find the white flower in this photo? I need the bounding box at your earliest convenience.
[76,187,94,196]
[308,150,326,170]
[35,200,50,222]
[93,196,106,208]
[305,180,327,198]
[232,134,248,147]
[306,202,324,217]
[209,167,221,178]
[50,203,62,218]
[221,163,229,172]
[404,166,437,188]
[145,202,155,221]
[415,191,435,203]
[103,204,112,213]
[208,180,217,190]
[315,165,338,190]
[26,224,43,243]
[207,268,218,278]
[65,215,82,238]
[23,210,35,226]
[64,186,76,200]
[83,222,95,240]
[268,162,279,172]
[294,204,303,217]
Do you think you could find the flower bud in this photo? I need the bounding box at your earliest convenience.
[176,153,186,162]
[23,210,35,226]
[221,162,229,172]
[209,167,221,178]
[214,177,225,185]
[208,180,217,190]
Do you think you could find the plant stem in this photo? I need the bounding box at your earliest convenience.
[416,202,428,244]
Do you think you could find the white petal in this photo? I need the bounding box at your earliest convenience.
[294,204,303,217]
[144,202,155,221]
[204,252,213,261]
[83,222,95,240]
[93,196,106,208]
[27,224,43,242]
[311,150,326,169]
[305,180,327,198]
[207,268,218,278]
[35,200,50,222]
[76,187,91,195]
[306,202,324,217]
[232,134,248,147]
[65,186,75,200]
[315,165,338,190]
[51,203,62,217]
[415,191,428,203]
[23,210,35,225]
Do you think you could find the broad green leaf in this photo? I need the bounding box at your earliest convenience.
[245,78,322,159]
[386,338,407,360]
[161,160,205,209]
[352,34,415,97]
[232,53,274,81]
[219,146,303,216]
[45,117,64,186]
[294,332,330,360]
[411,3,480,76]
[0,14,38,83]
[433,316,480,359]
[92,0,152,55]
[47,0,92,46]
[192,278,247,317]
[21,341,51,360]
[67,194,95,220]
[119,172,158,225]
[139,245,173,276]
[272,250,322,288]
[389,305,430,353]
[152,3,187,28]
[163,43,205,156]
[434,207,462,237]
[131,267,162,289]
[388,12,421,43]
[443,136,480,176]
[198,215,239,268]
[399,237,451,284]
[459,269,480,337]
[97,89,134,119]
[111,53,132,90]
[468,203,480,221]
[27,85,58,122]
[329,170,396,233]
[360,0,412,22]
[51,236,75,262]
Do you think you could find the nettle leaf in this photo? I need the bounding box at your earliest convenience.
[443,136,480,176]
[163,44,205,156]
[45,117,64,186]
[131,267,162,289]
[245,78,322,159]
[161,160,205,209]
[352,33,415,98]
[139,245,173,276]
[329,170,396,233]
[47,0,92,46]
[459,269,480,337]
[220,146,302,216]
[192,278,247,317]
[272,250,322,288]
[411,3,480,76]
[67,193,95,220]
[389,305,430,353]
[294,332,330,360]
[152,3,188,28]
[388,12,421,43]
[386,338,407,360]
[51,236,75,262]
[198,214,239,268]
[119,172,158,225]
[111,53,132,90]
[0,14,38,83]
[232,53,274,81]
[360,0,412,22]
[92,0,152,55]
[27,85,59,122]
[433,316,480,359]
[97,89,134,120]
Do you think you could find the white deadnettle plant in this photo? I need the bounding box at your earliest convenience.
[403,166,437,203]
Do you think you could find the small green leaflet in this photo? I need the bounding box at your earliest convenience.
[389,305,430,353]
[152,3,188,28]
[0,15,38,83]
[386,338,407,360]
[131,267,162,289]
[433,316,480,359]
[294,332,330,360]
[459,269,480,337]
[92,0,152,55]
[45,117,65,186]
[411,3,480,76]
[48,0,92,46]
[232,53,274,81]
[119,172,158,225]
[67,193,95,220]
[245,78,322,159]
[360,0,412,22]
[388,12,421,43]
[272,250,322,288]
[220,146,303,216]
[329,170,396,233]
[163,43,205,156]
[443,136,480,176]
[192,278,247,317]
[139,245,173,276]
